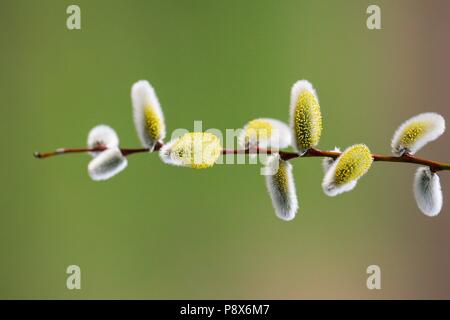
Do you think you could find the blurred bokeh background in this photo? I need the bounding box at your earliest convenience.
[0,0,449,299]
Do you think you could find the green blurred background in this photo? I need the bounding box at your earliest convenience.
[0,0,449,299]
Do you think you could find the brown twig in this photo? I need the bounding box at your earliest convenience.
[33,144,450,172]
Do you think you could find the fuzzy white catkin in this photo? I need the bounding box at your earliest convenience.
[159,137,182,167]
[87,124,119,157]
[264,154,298,221]
[289,80,323,154]
[322,175,357,197]
[131,80,166,150]
[391,113,445,156]
[159,132,222,169]
[238,118,292,150]
[322,144,373,197]
[413,167,443,217]
[290,80,318,104]
[88,147,128,181]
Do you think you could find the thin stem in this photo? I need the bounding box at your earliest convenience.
[294,148,450,172]
[33,147,107,159]
[34,144,450,171]
[34,142,162,159]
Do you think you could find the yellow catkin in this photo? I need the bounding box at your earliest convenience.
[273,159,289,194]
[399,122,427,147]
[293,91,322,151]
[245,119,273,142]
[172,132,222,169]
[144,104,163,141]
[334,144,373,185]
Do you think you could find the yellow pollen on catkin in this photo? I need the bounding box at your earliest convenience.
[144,104,163,141]
[245,119,273,143]
[172,132,222,169]
[334,144,373,185]
[293,91,322,152]
[399,122,427,147]
[273,159,289,193]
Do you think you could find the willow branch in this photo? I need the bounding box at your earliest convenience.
[33,144,450,172]
[33,141,163,159]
